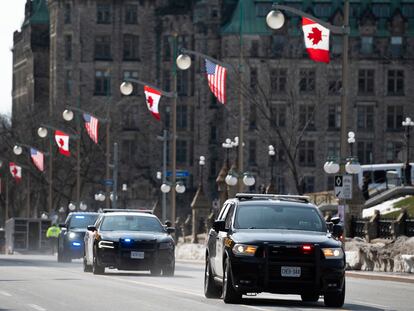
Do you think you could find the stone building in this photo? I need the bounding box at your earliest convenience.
[10,0,414,219]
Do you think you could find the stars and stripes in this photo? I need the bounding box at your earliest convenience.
[205,59,227,104]
[30,148,44,172]
[83,113,99,144]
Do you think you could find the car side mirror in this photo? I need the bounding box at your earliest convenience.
[166,227,175,234]
[87,225,96,232]
[58,223,66,228]
[212,220,226,232]
[331,216,341,225]
[332,224,343,238]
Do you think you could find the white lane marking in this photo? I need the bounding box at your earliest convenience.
[0,291,12,297]
[108,276,270,311]
[351,300,390,309]
[27,304,47,311]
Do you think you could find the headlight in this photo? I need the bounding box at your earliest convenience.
[232,244,257,256]
[322,248,344,259]
[68,232,77,239]
[159,241,174,250]
[98,240,114,249]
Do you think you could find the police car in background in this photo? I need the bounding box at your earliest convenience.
[58,212,99,262]
[204,194,345,307]
[83,210,175,276]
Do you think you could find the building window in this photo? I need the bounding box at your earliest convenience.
[65,35,72,61]
[122,139,138,163]
[390,36,403,58]
[248,140,257,165]
[386,141,403,162]
[357,105,375,130]
[386,105,403,131]
[299,69,315,94]
[358,69,375,95]
[270,68,287,93]
[327,141,340,159]
[302,176,315,193]
[360,36,373,55]
[163,70,170,92]
[123,34,140,60]
[271,103,286,128]
[163,36,171,61]
[64,3,71,24]
[331,36,342,56]
[250,41,259,57]
[372,4,390,18]
[125,4,138,24]
[97,4,111,24]
[299,141,315,167]
[328,104,341,130]
[299,105,315,130]
[177,140,187,164]
[250,67,258,91]
[177,105,187,130]
[249,105,257,129]
[387,70,404,96]
[123,71,139,96]
[95,35,111,60]
[328,71,341,95]
[65,70,72,96]
[177,70,188,96]
[94,70,111,96]
[357,141,373,164]
[271,35,286,57]
[122,105,139,129]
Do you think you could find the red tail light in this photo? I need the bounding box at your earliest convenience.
[302,245,313,254]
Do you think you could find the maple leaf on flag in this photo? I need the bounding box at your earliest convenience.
[307,27,323,45]
[12,167,17,175]
[59,138,64,147]
[147,96,154,108]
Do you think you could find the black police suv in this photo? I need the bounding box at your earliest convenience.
[58,212,99,262]
[204,194,345,307]
[83,210,175,276]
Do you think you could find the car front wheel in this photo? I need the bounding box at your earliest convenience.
[222,257,242,304]
[92,247,105,275]
[204,257,221,298]
[162,260,175,277]
[324,279,345,307]
[83,252,92,273]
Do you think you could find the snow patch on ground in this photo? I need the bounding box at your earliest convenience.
[362,196,408,218]
[175,242,205,261]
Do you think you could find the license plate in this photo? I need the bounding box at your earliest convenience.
[130,251,144,259]
[281,266,301,277]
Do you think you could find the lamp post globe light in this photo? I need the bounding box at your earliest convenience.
[266,9,285,30]
[62,109,74,121]
[13,145,23,155]
[160,183,172,194]
[79,201,87,211]
[402,117,414,185]
[120,81,134,96]
[175,182,186,194]
[176,54,192,71]
[37,127,48,138]
[68,202,76,212]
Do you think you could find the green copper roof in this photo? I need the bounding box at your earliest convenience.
[23,0,49,27]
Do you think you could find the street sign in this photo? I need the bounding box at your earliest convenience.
[102,179,114,186]
[166,170,189,178]
[334,175,352,199]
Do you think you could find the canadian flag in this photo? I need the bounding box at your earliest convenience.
[55,130,70,157]
[9,162,22,182]
[144,85,161,121]
[302,17,330,63]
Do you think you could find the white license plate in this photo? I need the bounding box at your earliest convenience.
[281,266,301,277]
[130,251,144,259]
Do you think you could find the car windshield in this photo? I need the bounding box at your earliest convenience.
[68,214,98,229]
[100,215,164,232]
[234,203,326,232]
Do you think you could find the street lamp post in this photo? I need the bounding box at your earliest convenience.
[402,117,414,186]
[266,145,276,194]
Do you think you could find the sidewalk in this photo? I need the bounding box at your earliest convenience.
[346,270,414,284]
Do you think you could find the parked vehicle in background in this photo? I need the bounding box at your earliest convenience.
[83,210,175,276]
[204,193,345,307]
[58,212,99,262]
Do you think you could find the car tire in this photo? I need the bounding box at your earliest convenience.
[301,292,320,302]
[324,279,345,307]
[83,253,92,273]
[92,248,105,275]
[222,257,242,304]
[162,260,175,277]
[204,257,221,299]
[150,265,162,276]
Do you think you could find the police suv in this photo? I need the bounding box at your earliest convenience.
[204,194,345,307]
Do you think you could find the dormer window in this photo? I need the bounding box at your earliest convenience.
[360,36,373,55]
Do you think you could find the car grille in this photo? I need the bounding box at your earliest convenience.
[119,240,156,251]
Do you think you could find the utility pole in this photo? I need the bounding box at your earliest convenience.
[113,142,118,209]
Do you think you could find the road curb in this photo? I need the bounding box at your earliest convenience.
[346,271,414,284]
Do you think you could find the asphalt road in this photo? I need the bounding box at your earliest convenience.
[0,254,413,311]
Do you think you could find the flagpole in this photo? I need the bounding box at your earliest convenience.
[5,173,9,222]
[238,1,244,193]
[76,94,81,210]
[171,32,178,225]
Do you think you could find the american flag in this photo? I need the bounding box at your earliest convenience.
[31,148,44,172]
[205,59,227,104]
[83,113,99,144]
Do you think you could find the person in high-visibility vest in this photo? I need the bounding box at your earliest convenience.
[46,224,61,254]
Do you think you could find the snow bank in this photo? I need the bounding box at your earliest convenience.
[362,196,408,218]
[175,243,205,261]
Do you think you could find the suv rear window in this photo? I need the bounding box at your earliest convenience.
[68,214,98,229]
[234,203,326,232]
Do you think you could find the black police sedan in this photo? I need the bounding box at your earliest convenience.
[204,194,345,307]
[84,210,175,276]
[58,212,99,262]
